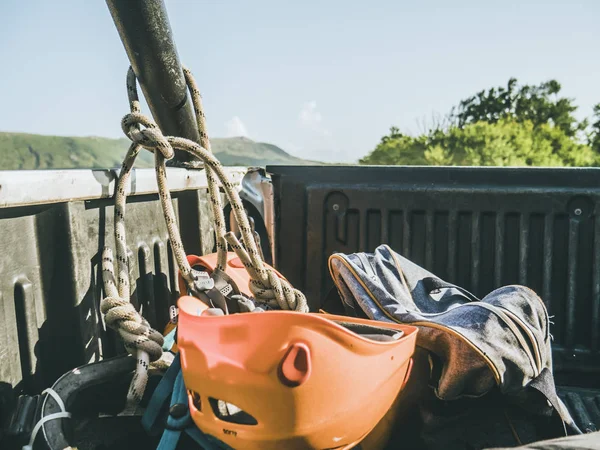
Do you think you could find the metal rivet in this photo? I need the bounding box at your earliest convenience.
[169,403,187,418]
[332,204,340,211]
[574,208,582,216]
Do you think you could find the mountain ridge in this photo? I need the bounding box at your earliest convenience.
[0,132,317,170]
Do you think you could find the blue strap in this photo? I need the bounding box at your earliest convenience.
[157,428,184,450]
[165,370,193,430]
[159,367,225,450]
[163,327,177,352]
[141,353,182,435]
[142,352,231,450]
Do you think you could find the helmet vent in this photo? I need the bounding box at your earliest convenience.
[209,398,258,426]
[189,390,202,411]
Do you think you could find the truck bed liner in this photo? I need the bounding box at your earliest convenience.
[558,386,600,433]
[270,165,600,384]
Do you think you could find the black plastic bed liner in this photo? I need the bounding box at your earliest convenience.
[558,386,600,433]
[270,165,600,383]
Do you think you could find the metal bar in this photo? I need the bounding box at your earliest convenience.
[106,0,201,166]
[0,167,246,208]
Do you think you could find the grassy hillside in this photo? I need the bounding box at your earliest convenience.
[0,132,315,170]
[210,136,315,166]
[0,132,154,170]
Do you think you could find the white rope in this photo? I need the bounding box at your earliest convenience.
[23,388,71,450]
[101,247,163,407]
[123,65,309,312]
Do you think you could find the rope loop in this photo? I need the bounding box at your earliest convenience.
[121,113,174,160]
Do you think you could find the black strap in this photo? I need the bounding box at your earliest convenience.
[323,282,362,318]
[196,288,228,314]
[197,269,244,314]
[321,286,348,315]
[338,288,370,320]
[339,290,360,318]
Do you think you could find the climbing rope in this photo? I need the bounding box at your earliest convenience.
[119,65,308,311]
[101,65,308,406]
[101,246,164,405]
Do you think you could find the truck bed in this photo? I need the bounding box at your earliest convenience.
[0,164,599,446]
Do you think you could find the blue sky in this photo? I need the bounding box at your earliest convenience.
[1,0,599,163]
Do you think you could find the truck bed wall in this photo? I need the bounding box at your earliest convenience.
[1,165,599,392]
[0,168,244,393]
[270,165,600,385]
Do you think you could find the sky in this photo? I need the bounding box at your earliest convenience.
[1,0,599,163]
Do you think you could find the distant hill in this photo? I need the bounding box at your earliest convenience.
[210,136,315,166]
[0,132,316,170]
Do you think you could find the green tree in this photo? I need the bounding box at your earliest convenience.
[359,119,598,167]
[360,77,599,167]
[453,78,582,137]
[589,103,600,153]
[359,128,428,165]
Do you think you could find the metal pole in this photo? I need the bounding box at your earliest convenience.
[106,0,201,167]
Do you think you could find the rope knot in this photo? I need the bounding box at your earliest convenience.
[101,248,164,363]
[121,113,175,160]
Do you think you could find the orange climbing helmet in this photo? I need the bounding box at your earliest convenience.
[176,295,418,450]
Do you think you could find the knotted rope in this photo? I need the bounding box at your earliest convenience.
[100,134,165,406]
[101,65,308,405]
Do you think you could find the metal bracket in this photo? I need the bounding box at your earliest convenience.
[237,168,276,267]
